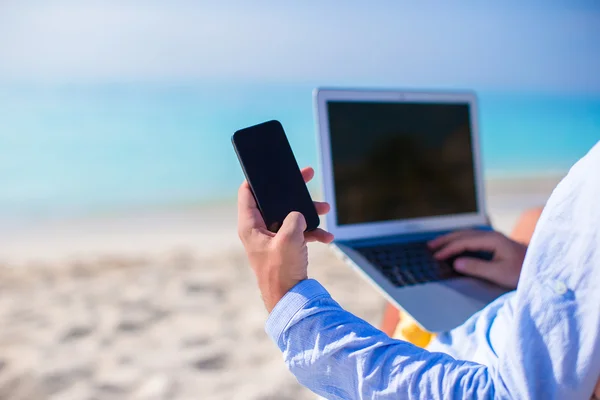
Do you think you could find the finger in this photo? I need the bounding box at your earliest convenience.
[237,182,266,232]
[313,201,330,215]
[305,228,334,244]
[428,229,483,249]
[276,211,307,244]
[433,234,498,260]
[300,167,315,184]
[238,181,256,209]
[454,257,502,283]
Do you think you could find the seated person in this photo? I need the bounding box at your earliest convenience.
[237,142,600,399]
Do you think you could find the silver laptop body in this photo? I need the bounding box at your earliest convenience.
[314,88,508,332]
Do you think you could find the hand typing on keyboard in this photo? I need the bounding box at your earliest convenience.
[428,230,527,290]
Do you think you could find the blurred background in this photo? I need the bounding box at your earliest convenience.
[0,1,599,399]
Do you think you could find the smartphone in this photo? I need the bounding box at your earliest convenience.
[232,120,320,233]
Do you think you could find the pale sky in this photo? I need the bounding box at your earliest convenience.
[1,1,599,92]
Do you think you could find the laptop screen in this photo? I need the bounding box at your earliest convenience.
[327,101,478,226]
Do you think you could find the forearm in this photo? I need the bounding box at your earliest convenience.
[266,280,495,400]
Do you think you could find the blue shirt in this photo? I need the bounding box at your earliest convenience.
[265,142,600,399]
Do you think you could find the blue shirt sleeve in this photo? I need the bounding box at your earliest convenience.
[264,142,600,400]
[266,279,495,400]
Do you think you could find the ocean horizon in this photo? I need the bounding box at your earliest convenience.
[1,83,599,220]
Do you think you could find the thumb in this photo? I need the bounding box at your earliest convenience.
[276,212,307,243]
[454,257,499,282]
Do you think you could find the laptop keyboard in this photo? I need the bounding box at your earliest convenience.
[355,241,460,287]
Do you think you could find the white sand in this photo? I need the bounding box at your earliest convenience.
[0,176,562,399]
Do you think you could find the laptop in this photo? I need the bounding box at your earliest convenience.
[314,88,509,332]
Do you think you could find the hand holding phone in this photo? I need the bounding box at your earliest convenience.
[232,120,321,233]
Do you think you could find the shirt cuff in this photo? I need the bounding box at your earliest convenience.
[265,278,331,350]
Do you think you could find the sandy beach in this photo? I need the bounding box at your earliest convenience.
[0,176,562,400]
[3,1,596,398]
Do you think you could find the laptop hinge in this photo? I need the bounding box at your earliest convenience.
[340,224,492,248]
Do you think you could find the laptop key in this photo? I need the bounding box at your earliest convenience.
[356,241,461,288]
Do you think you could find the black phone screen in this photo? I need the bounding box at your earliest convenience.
[232,120,319,232]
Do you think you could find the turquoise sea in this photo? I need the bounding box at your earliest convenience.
[1,83,599,220]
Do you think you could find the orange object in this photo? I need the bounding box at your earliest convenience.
[392,313,435,348]
[510,207,544,245]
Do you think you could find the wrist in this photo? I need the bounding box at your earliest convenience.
[258,273,306,312]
